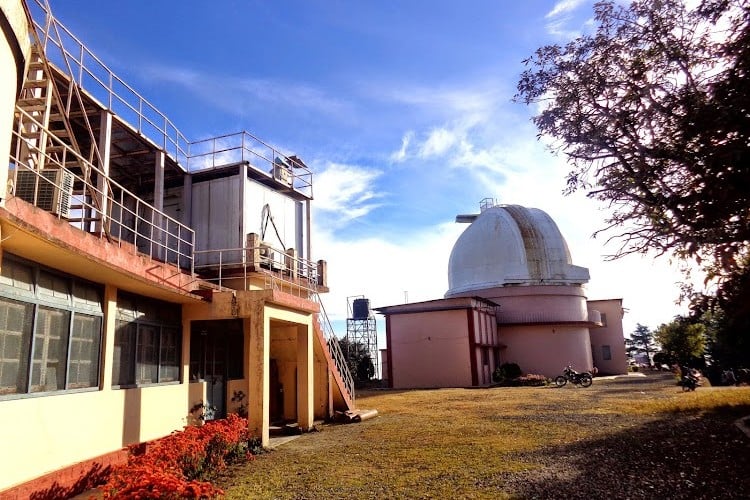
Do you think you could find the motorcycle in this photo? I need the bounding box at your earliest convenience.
[680,370,701,391]
[555,365,593,388]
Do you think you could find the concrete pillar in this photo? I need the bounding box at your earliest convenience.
[317,259,327,288]
[95,110,112,235]
[246,232,260,269]
[296,323,314,430]
[0,1,31,207]
[285,248,297,279]
[100,284,117,389]
[246,303,270,446]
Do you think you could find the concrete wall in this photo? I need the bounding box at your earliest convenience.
[499,325,593,377]
[0,371,190,492]
[588,299,628,375]
[1,0,30,206]
[389,309,471,388]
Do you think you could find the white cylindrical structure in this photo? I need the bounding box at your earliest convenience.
[0,0,31,206]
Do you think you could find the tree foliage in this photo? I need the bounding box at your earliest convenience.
[337,337,375,382]
[625,323,657,364]
[654,316,706,366]
[516,0,750,282]
[697,266,750,367]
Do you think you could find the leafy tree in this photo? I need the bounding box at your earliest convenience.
[698,278,750,367]
[625,323,657,365]
[654,317,706,366]
[516,0,750,298]
[337,337,375,383]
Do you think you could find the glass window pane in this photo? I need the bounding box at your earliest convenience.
[0,298,34,395]
[30,307,70,393]
[0,258,33,292]
[113,321,136,386]
[37,271,70,304]
[73,282,103,312]
[68,314,102,389]
[137,325,159,384]
[159,327,180,382]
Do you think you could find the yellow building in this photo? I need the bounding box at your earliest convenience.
[0,0,355,495]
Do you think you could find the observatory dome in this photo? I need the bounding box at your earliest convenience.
[445,204,590,297]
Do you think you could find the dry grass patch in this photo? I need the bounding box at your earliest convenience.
[219,373,750,499]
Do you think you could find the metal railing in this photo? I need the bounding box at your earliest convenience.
[28,0,313,199]
[193,244,319,296]
[186,132,312,197]
[10,106,195,270]
[27,0,190,165]
[312,293,355,403]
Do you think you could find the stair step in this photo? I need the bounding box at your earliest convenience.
[17,104,48,112]
[23,79,48,89]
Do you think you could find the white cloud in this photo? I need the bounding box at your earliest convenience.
[546,0,587,19]
[419,127,459,158]
[312,162,383,227]
[390,131,414,162]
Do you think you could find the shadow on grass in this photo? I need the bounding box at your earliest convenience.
[501,404,750,500]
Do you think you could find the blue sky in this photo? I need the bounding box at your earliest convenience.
[45,0,695,344]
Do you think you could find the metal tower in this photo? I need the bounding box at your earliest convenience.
[346,295,379,380]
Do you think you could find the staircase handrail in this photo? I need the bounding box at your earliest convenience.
[312,293,355,403]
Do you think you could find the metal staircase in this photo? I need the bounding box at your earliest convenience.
[312,292,355,407]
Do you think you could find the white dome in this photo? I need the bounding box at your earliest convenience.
[445,205,589,296]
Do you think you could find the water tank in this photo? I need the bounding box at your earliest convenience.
[352,298,370,319]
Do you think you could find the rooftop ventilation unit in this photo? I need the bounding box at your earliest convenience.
[15,168,74,218]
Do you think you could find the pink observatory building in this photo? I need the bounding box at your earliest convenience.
[377,201,628,389]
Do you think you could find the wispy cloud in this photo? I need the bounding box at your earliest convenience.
[419,127,459,158]
[312,161,383,228]
[140,64,350,118]
[546,0,587,19]
[544,0,591,38]
[390,131,414,162]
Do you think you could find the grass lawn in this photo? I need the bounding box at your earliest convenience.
[218,372,750,499]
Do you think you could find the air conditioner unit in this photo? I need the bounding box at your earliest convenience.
[15,168,74,218]
[259,241,286,272]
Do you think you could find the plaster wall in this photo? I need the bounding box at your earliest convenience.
[0,384,189,492]
[588,299,628,375]
[479,285,590,322]
[389,309,471,388]
[499,325,593,377]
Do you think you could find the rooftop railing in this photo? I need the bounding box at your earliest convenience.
[193,244,320,297]
[10,106,195,271]
[28,0,313,199]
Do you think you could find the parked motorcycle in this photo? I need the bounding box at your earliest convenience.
[555,365,593,388]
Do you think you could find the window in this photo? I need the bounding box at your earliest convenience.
[113,292,182,388]
[0,255,103,398]
[602,345,612,361]
[600,313,608,326]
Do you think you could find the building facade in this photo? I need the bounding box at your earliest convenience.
[0,0,354,495]
[378,202,628,389]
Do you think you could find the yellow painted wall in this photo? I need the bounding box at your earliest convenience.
[0,384,189,491]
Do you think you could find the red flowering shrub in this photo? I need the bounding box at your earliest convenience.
[100,414,258,499]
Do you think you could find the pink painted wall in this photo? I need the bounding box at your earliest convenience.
[587,299,628,375]
[499,325,593,377]
[389,310,471,388]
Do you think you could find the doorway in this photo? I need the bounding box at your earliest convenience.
[189,319,243,420]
